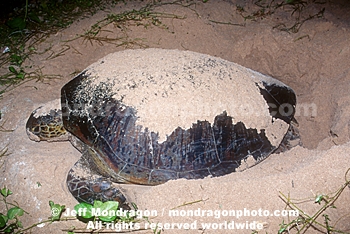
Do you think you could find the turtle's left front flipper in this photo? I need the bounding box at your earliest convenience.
[66,150,130,209]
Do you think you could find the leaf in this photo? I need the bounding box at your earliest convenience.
[315,194,323,204]
[10,54,23,66]
[3,223,16,233]
[8,67,17,74]
[100,201,119,211]
[7,207,24,220]
[0,214,8,228]
[49,201,65,221]
[278,220,287,234]
[0,188,12,197]
[93,200,103,208]
[16,220,23,228]
[28,12,41,23]
[74,203,93,219]
[7,17,26,30]
[98,201,119,222]
[16,72,25,79]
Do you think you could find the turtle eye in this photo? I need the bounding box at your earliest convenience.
[32,125,40,134]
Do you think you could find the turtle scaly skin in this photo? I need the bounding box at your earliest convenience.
[27,108,129,206]
[26,109,66,141]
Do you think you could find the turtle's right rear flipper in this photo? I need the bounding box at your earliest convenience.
[274,119,302,154]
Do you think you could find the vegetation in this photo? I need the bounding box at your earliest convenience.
[209,0,326,33]
[0,0,114,95]
[278,168,350,234]
[0,187,140,233]
[0,0,327,95]
[0,0,195,96]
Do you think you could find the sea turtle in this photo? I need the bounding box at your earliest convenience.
[26,49,301,207]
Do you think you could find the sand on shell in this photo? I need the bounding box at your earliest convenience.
[78,48,290,144]
[1,1,350,233]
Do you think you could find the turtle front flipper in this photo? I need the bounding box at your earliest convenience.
[26,99,69,142]
[67,155,130,209]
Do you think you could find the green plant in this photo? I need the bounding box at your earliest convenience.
[1,49,27,89]
[74,2,186,47]
[74,201,137,222]
[0,187,62,233]
[0,0,194,96]
[234,0,325,33]
[273,7,324,33]
[60,200,142,233]
[0,188,25,233]
[0,47,60,95]
[0,0,122,96]
[278,168,350,233]
[0,185,142,234]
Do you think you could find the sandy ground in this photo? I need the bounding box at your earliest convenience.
[1,0,350,233]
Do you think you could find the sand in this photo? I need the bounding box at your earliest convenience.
[1,0,350,233]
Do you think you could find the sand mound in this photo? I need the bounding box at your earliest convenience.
[1,1,350,233]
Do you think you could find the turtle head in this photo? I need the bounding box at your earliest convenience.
[26,99,68,142]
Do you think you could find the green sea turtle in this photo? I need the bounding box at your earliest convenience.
[26,49,300,207]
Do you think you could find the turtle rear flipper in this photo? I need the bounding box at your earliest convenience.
[274,120,302,154]
[67,152,130,209]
